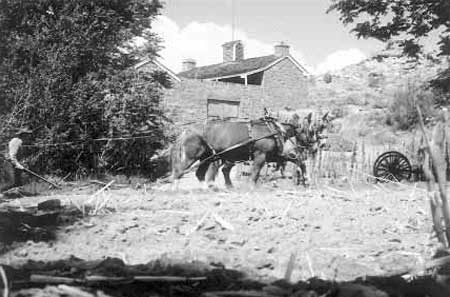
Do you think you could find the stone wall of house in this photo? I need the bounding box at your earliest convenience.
[157,58,309,125]
[261,58,309,111]
[163,79,265,125]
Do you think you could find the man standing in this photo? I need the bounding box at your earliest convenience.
[0,127,32,193]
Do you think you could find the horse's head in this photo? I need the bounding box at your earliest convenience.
[293,112,332,154]
[313,112,332,150]
[294,112,315,146]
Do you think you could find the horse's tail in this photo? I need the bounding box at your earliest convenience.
[168,130,189,179]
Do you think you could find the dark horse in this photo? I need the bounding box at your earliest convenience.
[201,112,330,187]
[196,118,301,187]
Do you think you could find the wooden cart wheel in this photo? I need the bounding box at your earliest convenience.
[373,151,412,182]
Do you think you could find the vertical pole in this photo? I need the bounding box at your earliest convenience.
[232,0,236,40]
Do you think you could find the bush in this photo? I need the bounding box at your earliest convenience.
[386,82,436,130]
[368,72,384,88]
[323,73,333,83]
[331,107,345,119]
[0,0,169,179]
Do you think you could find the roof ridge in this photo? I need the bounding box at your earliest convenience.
[178,54,280,79]
[178,54,276,75]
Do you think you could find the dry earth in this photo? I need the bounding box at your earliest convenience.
[0,172,441,284]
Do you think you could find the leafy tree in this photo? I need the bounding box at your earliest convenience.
[328,0,450,58]
[0,0,171,177]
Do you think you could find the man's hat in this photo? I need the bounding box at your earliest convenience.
[15,127,33,135]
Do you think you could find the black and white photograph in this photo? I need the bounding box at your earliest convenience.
[1,0,450,296]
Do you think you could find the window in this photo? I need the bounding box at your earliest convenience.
[207,99,240,119]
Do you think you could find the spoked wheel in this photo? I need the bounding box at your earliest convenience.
[373,151,412,182]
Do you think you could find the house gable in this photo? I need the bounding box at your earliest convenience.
[135,59,181,82]
[261,57,309,110]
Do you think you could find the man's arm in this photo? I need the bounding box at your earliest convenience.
[8,138,24,169]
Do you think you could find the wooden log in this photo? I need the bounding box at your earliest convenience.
[29,274,208,285]
[30,274,81,284]
[85,276,130,282]
[201,291,277,297]
[133,276,207,282]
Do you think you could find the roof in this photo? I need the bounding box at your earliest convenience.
[134,58,181,82]
[178,55,282,79]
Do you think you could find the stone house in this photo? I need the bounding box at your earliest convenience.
[136,41,310,125]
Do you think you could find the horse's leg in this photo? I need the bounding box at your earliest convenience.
[195,160,210,188]
[222,161,235,188]
[171,153,200,191]
[205,161,220,189]
[170,167,181,191]
[299,161,307,186]
[280,160,287,178]
[250,151,266,185]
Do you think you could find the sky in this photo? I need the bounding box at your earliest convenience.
[151,0,386,74]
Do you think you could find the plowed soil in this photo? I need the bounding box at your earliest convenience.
[0,173,440,283]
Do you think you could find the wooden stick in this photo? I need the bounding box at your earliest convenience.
[90,180,115,198]
[212,212,234,231]
[202,291,277,297]
[0,266,8,297]
[85,276,131,282]
[133,276,207,282]
[430,192,447,245]
[30,274,208,285]
[30,274,81,284]
[417,106,450,246]
[284,253,296,282]
[58,285,94,297]
[305,252,315,278]
[202,293,221,297]
[188,211,210,235]
[22,167,61,189]
[85,180,115,206]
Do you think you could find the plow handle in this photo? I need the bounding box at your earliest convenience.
[22,167,61,189]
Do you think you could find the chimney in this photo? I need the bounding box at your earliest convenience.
[222,40,244,62]
[274,41,290,56]
[182,58,196,71]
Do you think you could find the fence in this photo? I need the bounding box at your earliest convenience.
[14,134,166,179]
[232,133,425,185]
[307,133,424,183]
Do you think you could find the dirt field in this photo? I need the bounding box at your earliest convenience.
[0,171,441,285]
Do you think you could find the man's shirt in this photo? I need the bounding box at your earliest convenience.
[8,137,23,168]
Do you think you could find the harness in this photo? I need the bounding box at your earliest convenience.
[263,118,285,155]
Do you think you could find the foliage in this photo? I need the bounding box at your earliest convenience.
[100,71,167,175]
[0,0,170,178]
[323,73,333,84]
[386,82,436,130]
[367,72,383,88]
[430,68,450,95]
[328,0,450,58]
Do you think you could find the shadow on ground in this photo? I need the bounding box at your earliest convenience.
[2,256,450,297]
[0,202,82,251]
